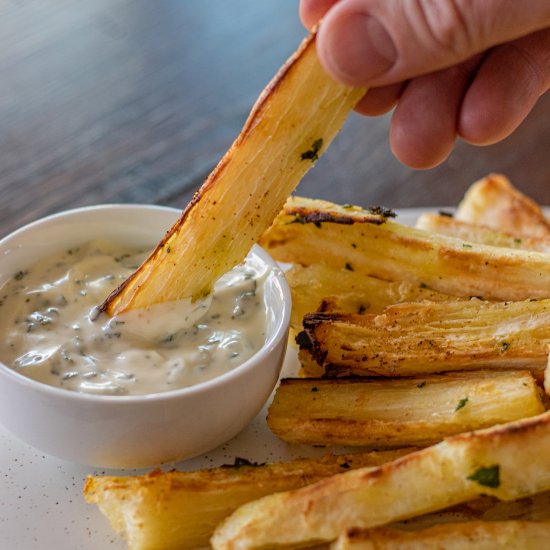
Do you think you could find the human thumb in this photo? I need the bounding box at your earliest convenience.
[317,0,550,87]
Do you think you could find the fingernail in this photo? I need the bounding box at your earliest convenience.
[321,13,397,85]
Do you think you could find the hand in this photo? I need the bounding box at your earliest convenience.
[300,0,550,168]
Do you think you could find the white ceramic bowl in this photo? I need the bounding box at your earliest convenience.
[0,205,290,468]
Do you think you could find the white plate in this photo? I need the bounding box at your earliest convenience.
[1,206,544,549]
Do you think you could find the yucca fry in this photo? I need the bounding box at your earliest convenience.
[416,212,550,253]
[343,490,550,543]
[267,371,544,448]
[392,490,550,529]
[286,263,457,333]
[99,34,365,315]
[331,520,550,549]
[211,411,550,550]
[84,450,412,550]
[455,174,550,238]
[259,196,550,302]
[297,298,550,378]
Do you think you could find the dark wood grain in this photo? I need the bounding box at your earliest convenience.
[0,0,548,239]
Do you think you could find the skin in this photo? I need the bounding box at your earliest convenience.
[300,0,550,168]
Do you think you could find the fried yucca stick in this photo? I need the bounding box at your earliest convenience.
[99,34,365,315]
[286,264,456,333]
[267,371,543,448]
[390,490,550,529]
[332,521,550,549]
[416,213,550,253]
[297,298,550,378]
[455,174,550,238]
[259,197,550,302]
[211,411,550,549]
[84,450,411,550]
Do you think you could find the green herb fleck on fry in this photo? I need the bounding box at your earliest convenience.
[288,214,306,225]
[300,138,323,161]
[455,397,469,411]
[467,465,500,488]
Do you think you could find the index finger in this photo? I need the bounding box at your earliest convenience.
[300,0,341,29]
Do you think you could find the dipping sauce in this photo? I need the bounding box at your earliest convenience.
[0,240,269,395]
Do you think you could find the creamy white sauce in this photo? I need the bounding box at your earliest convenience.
[0,240,269,395]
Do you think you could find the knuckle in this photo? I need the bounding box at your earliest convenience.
[506,40,550,93]
[413,0,477,59]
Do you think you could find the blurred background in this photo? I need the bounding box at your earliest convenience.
[1,0,549,237]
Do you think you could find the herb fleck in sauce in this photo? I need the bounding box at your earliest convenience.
[0,240,269,396]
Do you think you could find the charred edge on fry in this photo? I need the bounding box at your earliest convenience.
[368,206,397,218]
[296,313,335,363]
[285,209,387,226]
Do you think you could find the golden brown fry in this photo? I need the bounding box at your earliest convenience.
[212,411,550,549]
[297,299,550,378]
[84,450,411,550]
[455,174,550,238]
[260,196,550,302]
[100,35,365,315]
[332,521,550,549]
[286,263,456,333]
[416,212,550,253]
[267,371,543,448]
[392,490,550,530]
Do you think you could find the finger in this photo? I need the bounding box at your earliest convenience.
[390,55,484,169]
[299,0,340,30]
[317,0,550,87]
[458,28,550,145]
[354,82,404,116]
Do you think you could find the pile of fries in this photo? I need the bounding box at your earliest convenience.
[85,174,550,549]
[79,21,550,550]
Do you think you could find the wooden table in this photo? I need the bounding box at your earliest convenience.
[1,0,549,239]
